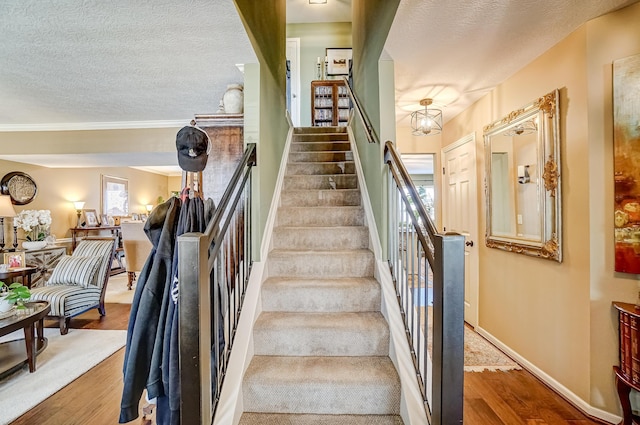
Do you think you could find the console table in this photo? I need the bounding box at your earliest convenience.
[613,301,640,425]
[24,246,66,288]
[70,226,125,275]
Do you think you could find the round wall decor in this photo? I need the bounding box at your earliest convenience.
[1,172,37,205]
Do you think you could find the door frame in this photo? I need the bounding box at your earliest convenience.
[441,132,479,328]
[285,38,301,126]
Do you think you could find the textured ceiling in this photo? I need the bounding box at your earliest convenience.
[0,0,256,127]
[0,0,637,174]
[386,0,638,126]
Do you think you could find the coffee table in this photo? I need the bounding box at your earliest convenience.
[0,301,50,378]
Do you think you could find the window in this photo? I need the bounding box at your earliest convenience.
[101,175,129,216]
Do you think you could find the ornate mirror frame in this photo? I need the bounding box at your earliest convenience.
[483,89,561,262]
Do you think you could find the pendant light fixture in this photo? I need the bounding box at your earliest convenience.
[411,98,443,136]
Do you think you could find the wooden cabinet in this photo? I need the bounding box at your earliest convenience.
[311,80,350,127]
[613,301,640,425]
[24,246,66,288]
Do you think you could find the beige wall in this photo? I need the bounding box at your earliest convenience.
[435,2,640,416]
[0,159,170,243]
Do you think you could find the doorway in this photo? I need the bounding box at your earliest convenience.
[286,38,301,126]
[441,133,479,328]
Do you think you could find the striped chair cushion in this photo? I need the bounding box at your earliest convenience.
[47,255,102,288]
[29,285,102,316]
[71,239,114,288]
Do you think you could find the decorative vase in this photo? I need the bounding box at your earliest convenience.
[222,84,244,114]
[22,240,47,250]
[0,296,12,314]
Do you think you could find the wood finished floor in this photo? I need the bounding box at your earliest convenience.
[8,303,605,425]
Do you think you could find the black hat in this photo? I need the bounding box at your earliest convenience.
[176,126,210,172]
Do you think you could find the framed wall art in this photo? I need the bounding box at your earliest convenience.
[326,48,352,76]
[613,53,640,273]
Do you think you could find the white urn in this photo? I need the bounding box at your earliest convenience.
[222,84,244,114]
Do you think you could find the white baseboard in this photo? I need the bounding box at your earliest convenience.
[348,126,428,425]
[475,326,621,425]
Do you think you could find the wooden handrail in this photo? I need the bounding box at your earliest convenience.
[341,76,378,144]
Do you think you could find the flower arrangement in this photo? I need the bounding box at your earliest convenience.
[14,209,52,241]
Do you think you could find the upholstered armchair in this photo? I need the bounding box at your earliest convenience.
[120,221,153,290]
[29,237,116,335]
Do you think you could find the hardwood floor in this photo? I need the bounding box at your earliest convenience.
[8,303,606,425]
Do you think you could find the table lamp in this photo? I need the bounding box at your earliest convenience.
[146,204,153,213]
[0,195,16,251]
[73,201,85,228]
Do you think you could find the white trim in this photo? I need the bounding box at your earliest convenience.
[0,119,189,132]
[476,326,621,425]
[348,126,428,425]
[442,131,475,153]
[214,122,294,425]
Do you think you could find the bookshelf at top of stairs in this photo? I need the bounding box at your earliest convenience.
[239,126,404,425]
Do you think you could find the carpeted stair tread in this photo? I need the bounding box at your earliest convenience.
[284,174,358,190]
[261,277,381,312]
[289,151,354,163]
[253,311,389,356]
[290,141,351,152]
[239,413,403,424]
[286,162,355,175]
[272,226,369,250]
[243,356,401,415]
[277,206,364,227]
[294,126,346,134]
[268,249,374,278]
[281,188,361,207]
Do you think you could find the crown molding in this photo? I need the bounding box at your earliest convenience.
[0,119,190,132]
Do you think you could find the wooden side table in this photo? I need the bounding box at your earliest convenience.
[613,301,640,425]
[0,266,38,288]
[0,301,50,378]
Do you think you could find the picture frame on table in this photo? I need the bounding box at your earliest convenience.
[83,209,99,227]
[326,48,352,76]
[4,251,25,269]
[100,214,109,226]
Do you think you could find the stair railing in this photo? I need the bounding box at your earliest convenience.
[341,76,377,144]
[178,143,256,425]
[384,141,465,425]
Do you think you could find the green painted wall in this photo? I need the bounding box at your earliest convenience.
[351,0,399,254]
[234,0,289,261]
[287,23,352,127]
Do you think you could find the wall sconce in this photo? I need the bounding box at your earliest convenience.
[517,165,530,184]
[73,201,85,228]
[0,195,16,252]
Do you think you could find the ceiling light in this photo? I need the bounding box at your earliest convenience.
[309,0,327,3]
[411,98,442,136]
[503,119,537,137]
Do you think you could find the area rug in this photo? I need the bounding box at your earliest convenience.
[105,273,135,304]
[0,328,126,425]
[419,306,520,372]
[463,327,521,372]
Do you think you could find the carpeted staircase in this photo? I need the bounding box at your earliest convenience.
[239,127,403,424]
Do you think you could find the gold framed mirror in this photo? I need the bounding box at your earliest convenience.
[483,89,561,262]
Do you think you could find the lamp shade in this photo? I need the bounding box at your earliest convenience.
[0,195,16,218]
[73,201,85,211]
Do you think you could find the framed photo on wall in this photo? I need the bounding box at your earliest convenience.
[326,48,352,76]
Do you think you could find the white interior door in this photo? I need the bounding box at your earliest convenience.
[286,38,300,126]
[442,133,479,328]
